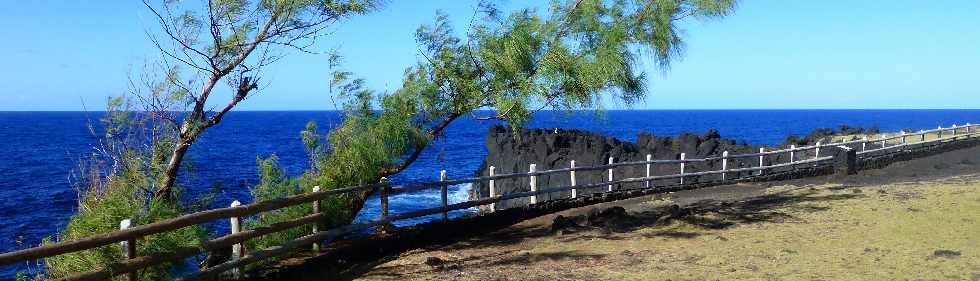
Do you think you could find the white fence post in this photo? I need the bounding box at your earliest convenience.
[312,186,321,251]
[119,219,136,281]
[679,153,686,184]
[862,136,867,151]
[880,134,887,148]
[758,148,765,175]
[938,126,943,139]
[488,166,496,212]
[607,157,614,192]
[721,151,728,181]
[440,170,448,221]
[789,145,796,163]
[645,154,652,188]
[569,161,577,199]
[815,141,821,158]
[529,164,538,204]
[229,200,243,279]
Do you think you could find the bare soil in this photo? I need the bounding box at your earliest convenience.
[352,145,980,281]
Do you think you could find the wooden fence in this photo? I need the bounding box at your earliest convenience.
[0,123,976,280]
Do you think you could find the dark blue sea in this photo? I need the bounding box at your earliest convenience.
[2,109,979,278]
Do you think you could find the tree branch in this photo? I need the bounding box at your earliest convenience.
[379,113,461,176]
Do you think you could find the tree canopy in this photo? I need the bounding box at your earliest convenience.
[257,0,738,231]
[140,0,381,200]
[332,0,737,179]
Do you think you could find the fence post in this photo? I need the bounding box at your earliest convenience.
[488,166,496,212]
[901,132,907,145]
[379,179,391,231]
[758,148,765,175]
[529,164,538,204]
[834,146,857,176]
[312,186,321,250]
[789,145,796,163]
[440,170,448,222]
[815,141,821,158]
[645,154,652,188]
[953,124,958,136]
[229,200,243,279]
[721,151,728,181]
[920,130,926,142]
[862,136,867,151]
[938,126,943,139]
[880,134,886,148]
[570,161,577,199]
[968,123,972,134]
[607,157,614,192]
[119,219,136,281]
[679,153,686,184]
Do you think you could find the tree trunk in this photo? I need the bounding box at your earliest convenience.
[156,138,192,201]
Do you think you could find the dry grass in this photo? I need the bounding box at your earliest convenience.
[358,175,980,281]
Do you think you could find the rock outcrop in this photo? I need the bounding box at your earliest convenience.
[470,125,827,210]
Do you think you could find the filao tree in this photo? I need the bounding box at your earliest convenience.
[140,0,382,202]
[43,0,380,279]
[251,0,737,248]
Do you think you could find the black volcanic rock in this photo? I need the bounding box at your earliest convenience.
[470,125,824,210]
[785,125,882,145]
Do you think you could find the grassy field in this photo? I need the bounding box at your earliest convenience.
[533,179,980,280]
[358,174,980,280]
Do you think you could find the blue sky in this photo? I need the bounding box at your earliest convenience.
[0,1,977,111]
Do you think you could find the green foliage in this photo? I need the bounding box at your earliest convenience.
[43,157,205,280]
[245,154,352,253]
[245,155,309,252]
[246,0,736,268]
[159,0,382,73]
[43,97,208,280]
[244,58,422,251]
[44,177,205,280]
[398,0,737,130]
[40,0,388,278]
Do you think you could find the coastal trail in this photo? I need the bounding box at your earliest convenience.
[351,145,980,280]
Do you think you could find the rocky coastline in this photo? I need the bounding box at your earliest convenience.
[469,125,871,210]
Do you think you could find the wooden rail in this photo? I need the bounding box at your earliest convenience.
[1,123,974,280]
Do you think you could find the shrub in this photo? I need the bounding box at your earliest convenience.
[44,155,206,280]
[42,96,207,280]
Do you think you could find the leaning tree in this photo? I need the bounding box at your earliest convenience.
[253,0,739,238]
[44,1,382,279]
[140,0,382,202]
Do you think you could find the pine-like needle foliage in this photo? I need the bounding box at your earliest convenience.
[403,0,737,129]
[249,0,736,257]
[43,96,208,280]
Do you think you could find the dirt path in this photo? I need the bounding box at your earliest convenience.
[353,146,980,281]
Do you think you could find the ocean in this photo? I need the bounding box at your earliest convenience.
[2,109,979,278]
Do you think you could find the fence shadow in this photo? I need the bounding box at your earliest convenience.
[322,186,863,281]
[551,187,861,243]
[356,249,606,280]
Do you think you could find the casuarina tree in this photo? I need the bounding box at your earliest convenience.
[140,0,382,202]
[252,0,738,247]
[43,1,381,279]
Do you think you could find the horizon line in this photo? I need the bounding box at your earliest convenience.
[1,108,979,113]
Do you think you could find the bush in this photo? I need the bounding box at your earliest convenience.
[244,155,352,255]
[43,156,206,280]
